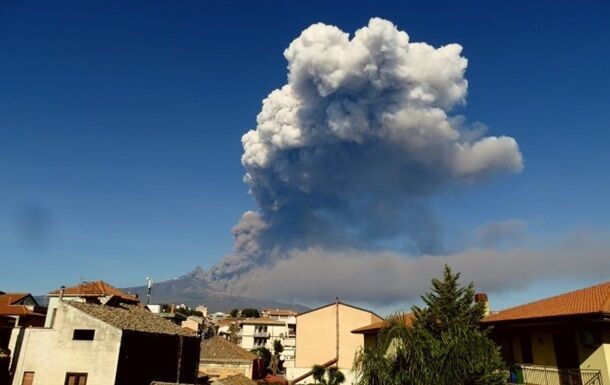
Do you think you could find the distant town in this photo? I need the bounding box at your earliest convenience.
[2,273,610,385]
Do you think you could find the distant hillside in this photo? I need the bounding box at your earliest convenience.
[124,267,308,313]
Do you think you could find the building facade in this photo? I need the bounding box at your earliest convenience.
[9,300,199,385]
[286,301,382,385]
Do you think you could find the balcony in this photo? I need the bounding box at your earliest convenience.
[508,364,602,385]
[253,331,270,338]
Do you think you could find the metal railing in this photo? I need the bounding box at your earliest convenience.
[508,364,602,385]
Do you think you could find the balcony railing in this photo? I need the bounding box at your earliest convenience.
[508,364,602,385]
[253,331,270,338]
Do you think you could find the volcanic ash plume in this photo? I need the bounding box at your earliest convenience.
[206,18,522,287]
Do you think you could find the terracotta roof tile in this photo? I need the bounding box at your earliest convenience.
[200,337,256,362]
[219,374,256,385]
[0,293,30,306]
[482,281,610,324]
[68,302,194,336]
[0,305,45,317]
[351,313,415,334]
[49,281,138,302]
[239,318,285,326]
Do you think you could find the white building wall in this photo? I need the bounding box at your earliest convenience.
[11,301,122,385]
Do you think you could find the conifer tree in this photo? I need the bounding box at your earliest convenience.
[355,265,506,385]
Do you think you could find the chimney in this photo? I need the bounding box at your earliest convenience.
[170,303,176,314]
[474,293,490,317]
[59,285,66,301]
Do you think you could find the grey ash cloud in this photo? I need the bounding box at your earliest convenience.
[205,18,523,297]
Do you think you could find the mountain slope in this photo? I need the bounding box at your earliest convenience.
[125,267,307,312]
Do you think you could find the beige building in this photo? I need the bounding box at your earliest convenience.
[482,281,610,385]
[200,336,256,379]
[286,301,382,384]
[8,300,199,385]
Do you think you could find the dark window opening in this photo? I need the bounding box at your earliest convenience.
[519,334,533,364]
[72,329,95,341]
[65,373,87,385]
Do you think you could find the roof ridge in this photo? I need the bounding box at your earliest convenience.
[493,280,610,314]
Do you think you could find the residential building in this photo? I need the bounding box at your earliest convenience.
[482,281,610,385]
[196,306,209,318]
[351,312,415,348]
[147,304,187,325]
[0,292,46,359]
[45,281,139,327]
[261,309,297,365]
[0,293,45,329]
[9,300,199,385]
[182,316,204,333]
[200,336,256,379]
[239,318,287,351]
[286,301,382,385]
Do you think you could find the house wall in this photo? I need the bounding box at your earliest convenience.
[199,360,253,379]
[580,344,610,385]
[10,301,121,385]
[294,303,381,370]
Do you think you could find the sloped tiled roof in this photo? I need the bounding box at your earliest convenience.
[482,281,610,324]
[0,293,44,318]
[68,302,194,336]
[297,301,382,320]
[0,293,30,306]
[239,318,285,326]
[200,337,256,362]
[49,281,138,302]
[351,313,416,334]
[219,374,256,385]
[0,305,45,317]
[263,308,298,317]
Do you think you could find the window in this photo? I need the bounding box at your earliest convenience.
[72,329,95,341]
[519,334,533,364]
[21,372,35,385]
[65,373,87,385]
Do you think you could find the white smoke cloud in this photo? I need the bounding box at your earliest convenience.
[207,18,523,288]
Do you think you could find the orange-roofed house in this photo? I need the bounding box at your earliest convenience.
[482,281,610,385]
[351,312,416,348]
[44,281,139,327]
[285,301,382,385]
[0,292,45,329]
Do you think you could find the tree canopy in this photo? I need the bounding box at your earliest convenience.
[241,308,260,318]
[355,265,506,385]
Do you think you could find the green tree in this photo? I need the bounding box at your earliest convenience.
[230,308,239,318]
[251,346,271,367]
[355,265,506,385]
[228,323,241,344]
[241,308,260,318]
[312,365,346,385]
[271,340,284,374]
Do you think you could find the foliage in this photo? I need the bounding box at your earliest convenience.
[176,307,203,318]
[241,308,260,318]
[230,308,239,318]
[271,340,284,375]
[228,323,241,344]
[354,265,507,385]
[312,365,346,385]
[251,346,272,366]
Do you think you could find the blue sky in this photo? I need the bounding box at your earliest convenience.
[1,1,610,310]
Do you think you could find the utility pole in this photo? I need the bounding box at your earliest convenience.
[146,277,154,305]
[335,297,339,367]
